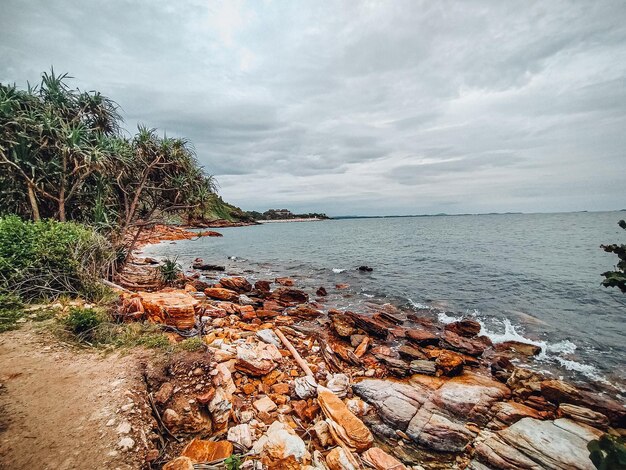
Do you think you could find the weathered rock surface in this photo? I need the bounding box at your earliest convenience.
[204,287,239,302]
[181,439,233,462]
[361,447,407,470]
[472,417,602,470]
[317,386,373,452]
[494,341,542,356]
[271,287,309,305]
[445,319,481,337]
[558,403,609,430]
[138,289,200,330]
[235,342,282,376]
[406,328,440,346]
[441,330,491,356]
[217,276,252,293]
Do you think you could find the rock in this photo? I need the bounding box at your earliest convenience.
[235,342,281,376]
[357,266,373,272]
[275,277,295,286]
[294,375,318,399]
[410,360,436,375]
[163,457,194,470]
[494,341,541,356]
[325,446,357,470]
[354,336,370,357]
[208,387,232,433]
[346,311,389,338]
[117,437,135,451]
[313,420,333,446]
[343,397,368,417]
[192,262,225,271]
[361,447,407,470]
[116,420,131,434]
[329,311,356,337]
[181,439,233,462]
[473,418,602,470]
[254,280,271,292]
[326,374,351,398]
[154,381,175,405]
[398,344,427,360]
[139,290,199,330]
[488,401,544,429]
[256,329,282,347]
[406,328,440,346]
[317,386,374,452]
[376,355,412,377]
[444,319,481,338]
[239,294,257,306]
[218,276,252,293]
[435,349,465,376]
[254,396,278,413]
[558,403,610,430]
[271,287,309,305]
[204,287,239,302]
[162,408,182,428]
[287,303,322,319]
[541,379,626,426]
[441,330,491,356]
[228,423,253,449]
[316,286,328,296]
[253,421,309,464]
[354,373,511,453]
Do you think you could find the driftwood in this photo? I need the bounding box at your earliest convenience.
[274,328,315,378]
[100,278,132,293]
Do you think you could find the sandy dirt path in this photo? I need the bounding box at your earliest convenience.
[0,324,154,470]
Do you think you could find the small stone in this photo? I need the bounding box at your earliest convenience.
[253,396,277,414]
[117,437,135,451]
[106,419,116,427]
[116,420,132,434]
[120,403,135,412]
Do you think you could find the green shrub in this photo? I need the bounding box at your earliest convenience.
[0,293,24,332]
[0,215,115,301]
[589,434,626,470]
[92,321,170,349]
[159,256,181,286]
[64,307,103,340]
[176,336,205,352]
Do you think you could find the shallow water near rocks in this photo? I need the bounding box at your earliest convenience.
[143,211,626,390]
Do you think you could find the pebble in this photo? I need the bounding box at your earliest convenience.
[117,437,135,451]
[116,420,131,434]
[120,403,134,412]
[106,419,116,427]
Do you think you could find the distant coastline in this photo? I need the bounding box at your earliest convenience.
[257,217,326,223]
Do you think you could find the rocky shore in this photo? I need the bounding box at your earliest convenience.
[112,246,626,469]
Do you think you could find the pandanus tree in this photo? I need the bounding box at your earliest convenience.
[0,69,219,246]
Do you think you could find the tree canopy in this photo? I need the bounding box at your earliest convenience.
[601,220,626,293]
[0,69,217,244]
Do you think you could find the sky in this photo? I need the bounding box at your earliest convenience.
[1,1,626,216]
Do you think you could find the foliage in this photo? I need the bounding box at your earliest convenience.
[0,69,218,250]
[601,220,626,293]
[64,306,103,340]
[224,454,242,470]
[0,215,114,301]
[246,208,329,221]
[176,336,205,352]
[0,293,24,332]
[588,434,626,470]
[91,321,170,349]
[159,256,182,286]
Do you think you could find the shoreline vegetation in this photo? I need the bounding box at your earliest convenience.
[1,70,625,469]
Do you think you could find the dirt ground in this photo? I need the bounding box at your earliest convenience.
[0,323,155,470]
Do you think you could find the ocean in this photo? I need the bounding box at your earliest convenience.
[142,211,626,390]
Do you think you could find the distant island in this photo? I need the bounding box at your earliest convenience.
[245,208,329,221]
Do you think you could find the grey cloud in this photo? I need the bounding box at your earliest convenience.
[1,0,625,215]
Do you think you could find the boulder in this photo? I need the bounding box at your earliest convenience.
[191,262,225,271]
[317,386,374,452]
[204,287,239,302]
[558,403,610,430]
[271,287,309,305]
[235,342,281,376]
[358,266,373,272]
[217,276,252,293]
[139,290,199,330]
[346,311,389,338]
[435,349,465,376]
[494,341,542,356]
[316,286,328,296]
[406,328,440,346]
[444,319,481,337]
[181,439,233,463]
[441,330,491,356]
[286,303,322,319]
[329,311,356,337]
[473,418,602,470]
[541,379,626,427]
[253,421,309,465]
[254,280,271,292]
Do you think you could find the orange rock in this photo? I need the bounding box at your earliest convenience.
[362,447,407,470]
[204,287,239,301]
[271,383,291,395]
[317,386,373,452]
[162,456,194,470]
[335,283,350,289]
[242,383,256,395]
[139,289,199,330]
[181,439,233,463]
[218,276,252,293]
[354,336,370,358]
[275,277,295,286]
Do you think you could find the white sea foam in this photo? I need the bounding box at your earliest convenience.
[437,311,462,324]
[332,268,345,273]
[407,298,431,310]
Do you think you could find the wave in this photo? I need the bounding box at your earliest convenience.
[332,268,346,273]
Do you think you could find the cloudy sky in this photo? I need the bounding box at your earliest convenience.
[2,1,625,215]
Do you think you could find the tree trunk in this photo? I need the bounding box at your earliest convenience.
[27,184,40,221]
[58,187,66,222]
